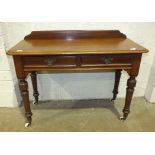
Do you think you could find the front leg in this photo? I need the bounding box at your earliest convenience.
[121,76,136,120]
[19,78,32,127]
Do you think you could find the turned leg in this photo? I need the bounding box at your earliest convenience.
[31,72,39,104]
[121,76,136,120]
[19,78,32,127]
[111,69,122,101]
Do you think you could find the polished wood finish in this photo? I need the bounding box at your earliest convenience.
[7,30,148,126]
[24,30,127,40]
[22,54,132,69]
[23,55,77,68]
[7,30,148,56]
[121,53,142,120]
[19,79,32,125]
[111,69,122,101]
[13,56,32,125]
[31,72,39,104]
[123,76,137,120]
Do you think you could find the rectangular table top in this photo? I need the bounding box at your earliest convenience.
[7,30,148,55]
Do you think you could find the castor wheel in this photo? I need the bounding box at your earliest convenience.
[111,98,114,102]
[110,99,115,104]
[111,99,114,102]
[25,122,31,128]
[120,116,126,121]
[32,100,38,105]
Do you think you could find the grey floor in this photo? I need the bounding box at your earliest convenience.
[0,97,155,132]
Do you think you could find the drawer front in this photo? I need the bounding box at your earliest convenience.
[81,54,132,66]
[23,56,77,68]
[22,54,133,71]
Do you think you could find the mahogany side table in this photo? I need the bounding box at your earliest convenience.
[7,30,148,127]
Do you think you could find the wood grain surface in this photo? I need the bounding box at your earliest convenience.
[7,30,148,55]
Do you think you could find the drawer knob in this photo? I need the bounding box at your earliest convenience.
[44,57,56,66]
[101,57,113,64]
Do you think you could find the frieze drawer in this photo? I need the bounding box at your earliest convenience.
[81,54,132,66]
[23,56,77,68]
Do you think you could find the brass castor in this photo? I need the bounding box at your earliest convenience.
[32,100,38,105]
[110,98,115,102]
[25,122,31,128]
[111,99,114,102]
[120,116,126,121]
